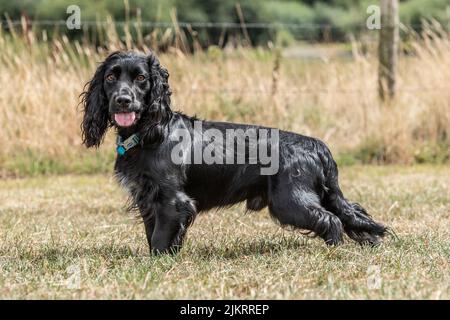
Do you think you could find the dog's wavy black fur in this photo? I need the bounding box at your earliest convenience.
[81,51,388,254]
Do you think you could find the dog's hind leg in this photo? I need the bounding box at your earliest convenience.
[323,172,388,245]
[325,191,387,245]
[268,177,344,245]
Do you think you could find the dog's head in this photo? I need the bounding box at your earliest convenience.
[80,51,172,148]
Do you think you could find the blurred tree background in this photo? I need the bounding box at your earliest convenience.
[1,0,449,46]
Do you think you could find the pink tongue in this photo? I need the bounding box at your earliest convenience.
[114,112,136,127]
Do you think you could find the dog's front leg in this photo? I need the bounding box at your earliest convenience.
[150,195,196,255]
[151,203,181,254]
[142,214,155,251]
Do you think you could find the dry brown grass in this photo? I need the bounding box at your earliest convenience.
[0,23,449,175]
[0,166,448,299]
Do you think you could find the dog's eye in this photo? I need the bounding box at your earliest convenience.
[136,75,146,81]
[106,74,116,82]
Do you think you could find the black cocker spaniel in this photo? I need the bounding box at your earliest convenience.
[81,51,388,254]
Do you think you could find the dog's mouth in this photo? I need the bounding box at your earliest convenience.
[114,112,137,127]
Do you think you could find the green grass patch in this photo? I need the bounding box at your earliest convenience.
[2,149,115,177]
[414,141,450,165]
[337,139,450,166]
[1,141,449,177]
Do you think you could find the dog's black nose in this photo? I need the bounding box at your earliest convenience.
[115,95,132,107]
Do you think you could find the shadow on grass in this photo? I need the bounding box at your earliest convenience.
[6,244,144,266]
[4,235,310,266]
[188,235,310,260]
[4,233,418,267]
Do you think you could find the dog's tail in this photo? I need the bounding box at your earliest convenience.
[317,142,389,245]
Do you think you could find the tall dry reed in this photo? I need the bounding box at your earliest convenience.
[0,21,448,174]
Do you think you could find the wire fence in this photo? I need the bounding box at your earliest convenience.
[3,18,448,47]
[0,19,426,49]
[2,20,360,29]
[2,19,447,29]
[0,19,381,46]
[171,86,450,96]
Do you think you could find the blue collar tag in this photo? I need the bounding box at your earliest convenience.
[116,134,140,156]
[116,145,126,156]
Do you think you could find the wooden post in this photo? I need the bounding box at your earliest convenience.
[236,3,252,46]
[378,0,399,101]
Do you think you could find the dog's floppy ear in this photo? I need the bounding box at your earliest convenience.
[80,53,118,148]
[148,53,172,109]
[141,53,173,145]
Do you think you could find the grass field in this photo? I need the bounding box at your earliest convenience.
[0,165,448,299]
